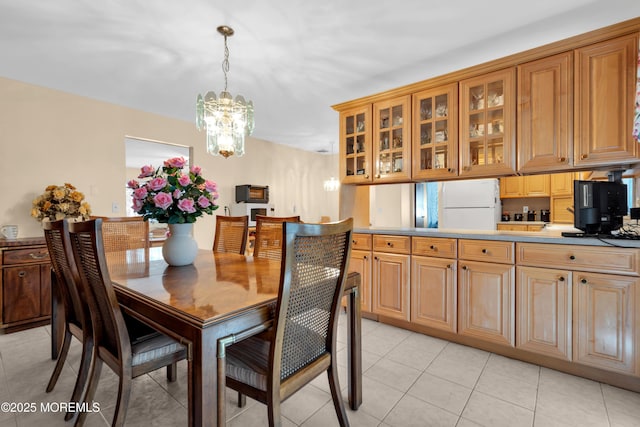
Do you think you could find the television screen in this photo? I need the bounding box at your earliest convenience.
[574,180,628,234]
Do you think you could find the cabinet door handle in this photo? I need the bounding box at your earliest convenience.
[558,157,566,163]
[18,271,26,278]
[29,252,48,260]
[447,168,454,173]
[569,255,576,260]
[374,256,379,261]
[363,255,368,260]
[462,265,468,270]
[386,242,393,247]
[581,278,587,284]
[558,276,565,282]
[481,248,487,254]
[430,245,436,250]
[580,154,588,160]
[446,264,452,269]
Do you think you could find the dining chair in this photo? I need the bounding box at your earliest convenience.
[43,219,93,421]
[252,215,301,260]
[98,216,150,252]
[68,219,188,427]
[221,218,353,426]
[212,215,249,254]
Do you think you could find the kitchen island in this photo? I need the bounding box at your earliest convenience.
[348,227,640,393]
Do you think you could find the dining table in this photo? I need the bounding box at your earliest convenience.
[50,247,362,427]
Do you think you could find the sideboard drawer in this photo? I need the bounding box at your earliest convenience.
[458,239,514,264]
[351,233,372,251]
[3,247,50,265]
[373,235,411,254]
[516,243,640,276]
[412,237,457,258]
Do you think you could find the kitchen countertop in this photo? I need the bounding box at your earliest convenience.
[353,226,640,248]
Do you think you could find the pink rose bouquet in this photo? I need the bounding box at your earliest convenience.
[127,157,219,223]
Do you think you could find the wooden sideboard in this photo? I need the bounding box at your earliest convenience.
[0,237,51,333]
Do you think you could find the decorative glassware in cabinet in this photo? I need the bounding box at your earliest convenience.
[373,96,410,181]
[412,84,457,179]
[340,106,371,182]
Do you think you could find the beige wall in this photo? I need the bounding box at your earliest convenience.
[0,77,338,248]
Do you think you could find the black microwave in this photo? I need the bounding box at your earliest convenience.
[235,185,269,204]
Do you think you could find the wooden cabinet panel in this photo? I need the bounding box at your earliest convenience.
[573,272,638,374]
[372,252,410,321]
[551,196,574,224]
[411,255,456,333]
[2,247,49,265]
[574,34,639,167]
[523,175,550,196]
[517,51,573,172]
[458,260,515,346]
[500,176,524,198]
[497,224,544,232]
[340,105,372,183]
[351,233,372,251]
[412,83,459,180]
[412,237,457,258]
[2,265,42,324]
[372,235,411,255]
[516,243,639,276]
[348,250,372,313]
[460,68,516,177]
[373,95,411,182]
[550,172,575,196]
[517,266,572,360]
[458,239,514,264]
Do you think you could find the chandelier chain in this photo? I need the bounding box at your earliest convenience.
[222,35,230,92]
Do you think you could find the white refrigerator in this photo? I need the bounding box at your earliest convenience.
[438,178,501,230]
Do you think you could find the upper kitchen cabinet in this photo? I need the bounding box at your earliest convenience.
[460,68,516,177]
[517,52,573,173]
[340,105,372,184]
[412,84,458,180]
[373,96,411,182]
[574,34,639,168]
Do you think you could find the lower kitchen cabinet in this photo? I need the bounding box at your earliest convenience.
[458,260,515,346]
[348,249,372,313]
[411,255,457,333]
[516,266,572,360]
[1,240,51,332]
[372,251,410,321]
[573,272,639,375]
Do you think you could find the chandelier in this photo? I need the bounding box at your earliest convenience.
[196,26,254,158]
[323,142,340,192]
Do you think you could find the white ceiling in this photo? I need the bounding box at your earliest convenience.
[1,0,639,154]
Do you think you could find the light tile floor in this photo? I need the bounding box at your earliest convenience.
[1,314,639,426]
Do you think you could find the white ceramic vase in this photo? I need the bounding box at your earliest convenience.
[162,223,198,266]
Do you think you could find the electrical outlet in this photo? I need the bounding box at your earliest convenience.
[523,206,529,213]
[112,202,120,213]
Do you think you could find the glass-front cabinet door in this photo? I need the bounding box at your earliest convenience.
[340,105,372,184]
[373,95,411,182]
[412,83,458,180]
[460,68,516,177]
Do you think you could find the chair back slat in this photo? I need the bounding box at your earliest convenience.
[253,215,300,260]
[275,219,352,381]
[68,219,130,361]
[43,220,86,329]
[213,215,248,254]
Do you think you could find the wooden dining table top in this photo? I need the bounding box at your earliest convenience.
[106,248,283,327]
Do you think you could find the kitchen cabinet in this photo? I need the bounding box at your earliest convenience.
[348,233,372,313]
[372,235,410,321]
[339,105,372,184]
[412,83,458,180]
[458,239,515,346]
[516,266,572,361]
[411,237,457,333]
[460,68,516,177]
[499,175,550,198]
[550,172,575,196]
[1,239,51,332]
[373,96,411,182]
[573,272,639,375]
[574,34,639,167]
[497,224,544,232]
[517,52,573,173]
[517,242,640,373]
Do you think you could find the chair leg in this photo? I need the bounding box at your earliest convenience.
[65,336,94,421]
[46,328,71,392]
[267,395,282,427]
[166,362,178,382]
[237,391,246,407]
[328,364,350,427]
[74,356,102,427]
[111,375,132,427]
